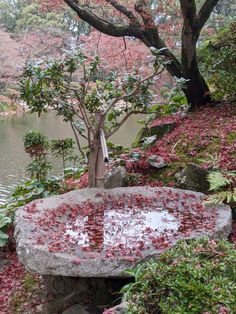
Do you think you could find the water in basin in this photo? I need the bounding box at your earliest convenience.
[66,208,179,253]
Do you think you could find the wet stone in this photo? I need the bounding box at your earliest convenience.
[14,187,232,278]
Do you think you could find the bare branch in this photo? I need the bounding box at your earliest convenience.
[64,0,139,37]
[70,121,85,157]
[134,0,155,27]
[197,0,220,30]
[105,0,138,23]
[106,110,148,138]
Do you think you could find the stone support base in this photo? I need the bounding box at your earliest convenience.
[42,275,131,314]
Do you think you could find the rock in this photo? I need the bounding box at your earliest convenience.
[35,304,43,312]
[175,163,210,193]
[131,121,176,148]
[42,275,130,314]
[104,166,127,189]
[14,187,231,278]
[62,304,90,314]
[148,155,167,169]
[0,258,9,270]
[105,302,128,314]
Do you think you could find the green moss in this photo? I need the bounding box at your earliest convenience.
[22,274,38,290]
[227,132,236,144]
[9,274,42,314]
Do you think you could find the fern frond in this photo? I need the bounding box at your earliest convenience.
[205,190,236,204]
[207,172,231,191]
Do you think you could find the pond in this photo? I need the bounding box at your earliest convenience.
[0,112,140,204]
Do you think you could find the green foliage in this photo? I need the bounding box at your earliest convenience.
[206,170,236,204]
[24,131,51,180]
[0,178,61,246]
[0,102,9,112]
[0,0,85,35]
[136,78,189,131]
[122,238,236,314]
[160,77,188,108]
[51,138,74,173]
[0,214,11,247]
[26,157,52,181]
[23,131,49,156]
[106,142,129,159]
[51,138,74,158]
[199,21,236,100]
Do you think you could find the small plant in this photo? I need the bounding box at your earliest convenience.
[23,131,49,157]
[206,170,236,204]
[122,238,236,314]
[23,131,51,181]
[51,138,74,174]
[0,214,11,247]
[26,158,52,181]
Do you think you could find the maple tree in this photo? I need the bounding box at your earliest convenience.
[48,0,222,110]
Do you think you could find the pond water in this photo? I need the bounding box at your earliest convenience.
[0,112,140,204]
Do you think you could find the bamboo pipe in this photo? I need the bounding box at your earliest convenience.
[100,129,109,164]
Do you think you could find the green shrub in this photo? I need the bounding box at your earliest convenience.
[0,102,9,112]
[122,238,236,314]
[23,131,49,157]
[199,21,236,100]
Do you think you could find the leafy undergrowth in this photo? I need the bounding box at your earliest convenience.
[124,103,236,180]
[122,238,236,314]
[0,229,47,314]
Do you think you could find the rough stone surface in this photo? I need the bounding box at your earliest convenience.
[132,122,176,148]
[148,155,167,169]
[62,304,90,314]
[106,302,128,314]
[14,187,232,278]
[175,163,210,193]
[104,166,127,189]
[0,258,9,270]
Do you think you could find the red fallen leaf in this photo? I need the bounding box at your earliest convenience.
[123,256,136,262]
[73,258,81,265]
[36,238,45,245]
[81,246,92,252]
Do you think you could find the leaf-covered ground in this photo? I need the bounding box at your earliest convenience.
[0,228,47,314]
[124,103,236,185]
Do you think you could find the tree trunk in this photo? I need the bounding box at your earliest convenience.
[182,37,210,110]
[88,137,105,188]
[180,6,211,110]
[140,28,210,111]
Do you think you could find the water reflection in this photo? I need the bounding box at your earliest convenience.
[66,208,179,253]
[0,112,140,204]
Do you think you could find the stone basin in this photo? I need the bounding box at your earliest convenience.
[15,187,232,278]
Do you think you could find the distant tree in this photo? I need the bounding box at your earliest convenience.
[55,0,225,110]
